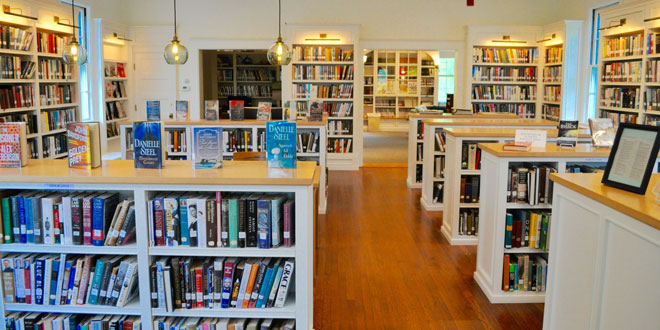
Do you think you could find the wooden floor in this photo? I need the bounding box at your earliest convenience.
[314,167,544,329]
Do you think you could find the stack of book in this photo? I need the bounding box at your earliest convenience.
[600,87,640,109]
[601,61,642,82]
[0,56,35,79]
[153,317,294,330]
[166,129,187,154]
[461,143,482,171]
[42,108,76,132]
[328,120,351,136]
[505,211,550,250]
[296,131,319,153]
[0,85,34,109]
[472,66,537,82]
[602,34,643,58]
[293,84,353,99]
[458,209,478,236]
[38,58,72,80]
[460,176,479,203]
[471,85,537,101]
[41,133,66,158]
[6,313,140,330]
[0,113,37,134]
[0,25,33,51]
[327,138,351,153]
[292,46,353,62]
[36,32,69,54]
[39,85,73,105]
[293,65,354,80]
[542,66,562,83]
[472,47,538,64]
[507,165,557,205]
[502,254,548,292]
[224,129,252,152]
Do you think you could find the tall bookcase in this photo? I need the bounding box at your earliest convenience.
[0,2,80,160]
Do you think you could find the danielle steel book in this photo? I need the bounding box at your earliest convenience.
[266,121,297,168]
[204,100,219,121]
[146,100,161,121]
[133,121,165,169]
[175,100,189,121]
[67,122,102,169]
[0,122,28,167]
[192,126,223,169]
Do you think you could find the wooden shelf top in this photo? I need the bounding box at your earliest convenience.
[478,143,611,158]
[443,127,590,138]
[411,112,519,119]
[422,118,558,126]
[550,173,660,231]
[0,160,318,186]
[120,116,328,128]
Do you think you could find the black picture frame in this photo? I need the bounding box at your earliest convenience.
[601,123,660,194]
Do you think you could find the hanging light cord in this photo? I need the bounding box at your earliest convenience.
[278,0,282,39]
[71,0,76,41]
[173,0,178,39]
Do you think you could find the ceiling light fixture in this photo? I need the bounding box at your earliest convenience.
[62,0,87,65]
[164,0,188,65]
[2,4,37,20]
[267,0,291,65]
[491,35,527,44]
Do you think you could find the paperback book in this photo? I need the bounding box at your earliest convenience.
[67,122,101,169]
[192,126,223,169]
[589,118,616,148]
[175,100,189,121]
[204,100,219,121]
[309,100,323,122]
[266,121,297,168]
[557,121,578,148]
[0,122,28,167]
[229,100,244,121]
[133,121,165,169]
[146,100,161,121]
[257,102,271,121]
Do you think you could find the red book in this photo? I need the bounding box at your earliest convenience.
[153,198,165,246]
[515,219,523,248]
[460,177,466,203]
[283,201,293,247]
[124,321,133,330]
[502,141,532,151]
[195,268,203,308]
[53,205,60,243]
[82,196,94,245]
[23,266,31,303]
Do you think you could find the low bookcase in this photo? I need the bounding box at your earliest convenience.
[0,160,317,330]
[472,143,610,303]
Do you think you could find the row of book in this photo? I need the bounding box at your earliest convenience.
[218,69,233,81]
[541,104,560,121]
[601,61,642,82]
[505,211,550,250]
[507,165,557,205]
[327,120,352,136]
[599,110,637,125]
[0,113,37,135]
[151,257,293,311]
[566,164,605,173]
[543,86,561,102]
[107,122,120,138]
[224,129,253,152]
[460,176,479,203]
[542,66,562,83]
[645,59,660,82]
[42,108,76,132]
[461,143,483,171]
[600,87,640,109]
[218,85,234,97]
[147,192,294,248]
[458,209,479,236]
[6,314,140,330]
[105,81,127,99]
[434,130,446,152]
[327,137,352,153]
[0,25,33,51]
[646,115,660,126]
[166,129,187,153]
[236,69,276,82]
[0,192,135,246]
[471,66,537,82]
[0,56,35,79]
[432,182,444,204]
[472,47,539,64]
[293,84,353,99]
[38,84,72,106]
[647,32,660,54]
[105,101,127,121]
[235,85,272,97]
[37,58,73,80]
[36,32,70,54]
[296,131,320,153]
[1,254,138,307]
[154,317,293,330]
[471,85,537,101]
[646,88,660,111]
[544,47,563,63]
[0,85,34,109]
[603,33,644,58]
[292,65,354,80]
[472,103,535,119]
[434,155,445,179]
[502,254,547,292]
[292,46,353,62]
[104,63,126,78]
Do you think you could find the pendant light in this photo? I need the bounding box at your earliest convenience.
[62,0,87,65]
[267,0,291,65]
[164,0,188,65]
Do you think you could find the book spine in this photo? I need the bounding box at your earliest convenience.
[70,198,82,245]
[274,260,294,308]
[221,198,229,247]
[117,262,136,307]
[267,267,283,307]
[18,196,26,243]
[82,197,93,245]
[178,198,189,246]
[91,197,105,246]
[246,199,257,248]
[228,199,238,248]
[153,197,165,246]
[257,200,271,249]
[87,259,105,305]
[238,199,246,248]
[206,199,216,247]
[2,198,12,243]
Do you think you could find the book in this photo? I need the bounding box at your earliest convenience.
[589,118,616,148]
[192,126,223,169]
[502,141,531,152]
[204,100,219,121]
[256,102,271,121]
[308,99,323,122]
[66,122,101,169]
[146,100,161,121]
[557,120,578,148]
[229,100,244,121]
[133,121,165,169]
[266,121,297,168]
[175,100,189,121]
[0,122,27,168]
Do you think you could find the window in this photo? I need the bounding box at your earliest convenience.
[63,1,91,120]
[586,2,619,121]
[437,57,455,105]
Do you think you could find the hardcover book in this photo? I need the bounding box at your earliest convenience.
[204,100,219,121]
[192,126,223,169]
[589,118,615,148]
[256,102,271,121]
[557,121,578,148]
[266,121,297,168]
[146,100,161,121]
[133,121,165,169]
[229,100,244,121]
[0,122,28,167]
[116,63,125,78]
[309,100,323,122]
[67,122,101,169]
[175,100,189,121]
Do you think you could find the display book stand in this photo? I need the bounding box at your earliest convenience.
[0,2,80,160]
[119,119,328,214]
[419,119,557,210]
[0,160,317,330]
[472,143,610,304]
[439,127,594,246]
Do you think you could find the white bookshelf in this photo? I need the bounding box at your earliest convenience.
[473,143,609,303]
[0,159,316,329]
[406,113,448,189]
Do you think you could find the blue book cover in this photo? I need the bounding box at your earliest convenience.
[266,121,297,168]
[133,121,164,169]
[91,197,105,246]
[146,100,160,121]
[178,197,190,246]
[49,259,60,305]
[257,199,271,249]
[18,196,26,243]
[25,197,33,243]
[192,126,223,169]
[34,258,44,304]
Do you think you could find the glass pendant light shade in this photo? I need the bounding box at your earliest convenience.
[62,39,87,65]
[267,38,291,65]
[164,38,188,64]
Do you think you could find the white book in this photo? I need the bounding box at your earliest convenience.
[155,258,167,309]
[68,258,83,304]
[148,200,154,246]
[54,254,67,305]
[216,195,223,248]
[233,319,247,330]
[117,259,137,307]
[61,196,73,245]
[213,258,224,309]
[41,193,61,244]
[197,196,207,247]
[42,256,53,305]
[274,259,294,308]
[235,261,252,308]
[215,319,230,330]
[163,266,173,312]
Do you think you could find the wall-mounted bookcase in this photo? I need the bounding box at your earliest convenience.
[0,3,80,160]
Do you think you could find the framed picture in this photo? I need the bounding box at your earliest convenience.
[601,123,660,194]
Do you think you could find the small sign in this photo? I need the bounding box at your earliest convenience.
[44,183,74,190]
[515,130,547,149]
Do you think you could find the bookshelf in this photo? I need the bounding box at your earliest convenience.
[473,143,609,303]
[0,159,317,329]
[0,3,80,160]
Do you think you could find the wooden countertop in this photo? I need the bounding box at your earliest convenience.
[409,112,519,119]
[443,127,590,138]
[0,159,318,186]
[119,116,328,128]
[422,118,558,126]
[550,173,660,231]
[478,143,612,158]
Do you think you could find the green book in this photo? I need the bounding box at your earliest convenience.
[1,198,11,243]
[228,196,238,248]
[87,258,105,305]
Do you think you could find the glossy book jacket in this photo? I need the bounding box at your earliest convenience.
[193,126,223,169]
[133,121,163,169]
[266,121,297,168]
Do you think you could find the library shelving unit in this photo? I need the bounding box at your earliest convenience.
[419,119,557,211]
[543,173,660,329]
[473,143,610,303]
[439,127,594,245]
[120,118,329,214]
[0,159,316,329]
[0,2,80,160]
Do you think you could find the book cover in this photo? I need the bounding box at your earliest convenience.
[589,118,615,148]
[133,121,164,169]
[557,120,578,148]
[146,100,161,121]
[309,99,323,122]
[229,100,244,121]
[67,122,101,169]
[257,102,271,121]
[266,121,297,168]
[204,100,219,121]
[192,126,223,169]
[116,63,125,78]
[0,122,27,167]
[175,100,189,121]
